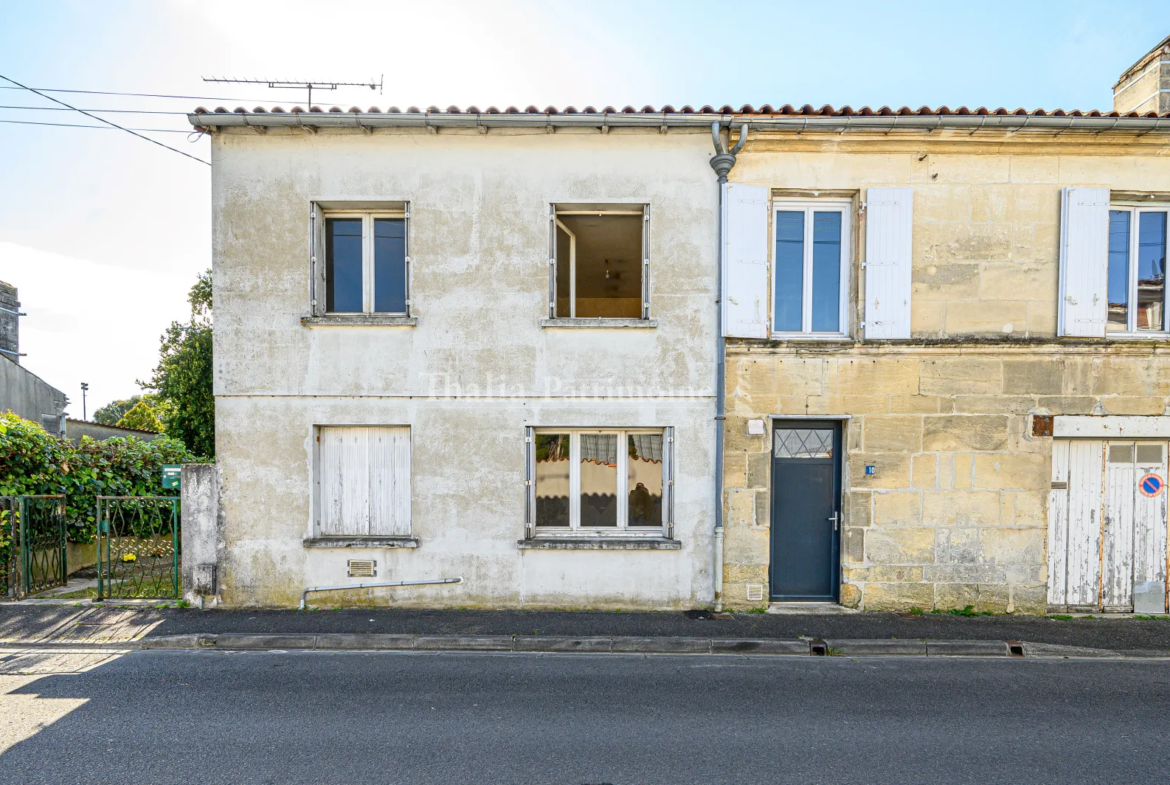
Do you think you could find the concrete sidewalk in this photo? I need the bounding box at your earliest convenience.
[3,604,1170,657]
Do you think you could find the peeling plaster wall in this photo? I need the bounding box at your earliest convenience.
[722,132,1170,614]
[211,128,718,608]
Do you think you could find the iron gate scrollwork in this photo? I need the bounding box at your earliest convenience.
[2,495,67,599]
[96,496,181,600]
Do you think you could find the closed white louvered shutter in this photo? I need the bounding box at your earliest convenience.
[722,183,770,338]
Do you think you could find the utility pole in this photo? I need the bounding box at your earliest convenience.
[80,382,88,420]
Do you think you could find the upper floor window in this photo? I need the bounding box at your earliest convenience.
[549,204,649,321]
[309,204,410,319]
[1108,206,1168,334]
[772,199,851,337]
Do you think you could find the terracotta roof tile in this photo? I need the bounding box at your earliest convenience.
[190,104,1170,119]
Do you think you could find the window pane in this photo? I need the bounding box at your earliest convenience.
[326,218,363,313]
[1137,212,1167,332]
[534,434,570,527]
[580,434,618,527]
[774,211,805,331]
[810,211,842,332]
[557,213,643,319]
[1107,210,1131,332]
[373,219,407,313]
[627,434,663,528]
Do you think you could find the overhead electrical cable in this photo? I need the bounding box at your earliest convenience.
[0,73,210,166]
[0,119,191,133]
[0,104,193,115]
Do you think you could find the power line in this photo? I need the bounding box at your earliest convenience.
[0,84,365,104]
[0,104,192,115]
[0,119,193,133]
[0,73,210,166]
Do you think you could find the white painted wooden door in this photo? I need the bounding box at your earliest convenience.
[1048,438,1170,611]
[1103,443,1137,609]
[1064,440,1105,608]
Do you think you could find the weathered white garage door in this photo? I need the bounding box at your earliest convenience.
[1048,439,1169,612]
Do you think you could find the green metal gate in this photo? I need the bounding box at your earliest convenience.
[3,495,67,599]
[96,496,180,600]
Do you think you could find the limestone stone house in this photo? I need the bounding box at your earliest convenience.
[190,38,1170,613]
[188,105,723,608]
[719,40,1170,614]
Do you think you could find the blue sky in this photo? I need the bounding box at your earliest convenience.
[1,0,1167,412]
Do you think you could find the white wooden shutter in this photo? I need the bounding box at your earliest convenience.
[1059,187,1110,337]
[864,187,913,339]
[722,183,770,338]
[663,426,675,540]
[310,203,326,316]
[369,426,411,536]
[319,426,370,535]
[524,427,534,538]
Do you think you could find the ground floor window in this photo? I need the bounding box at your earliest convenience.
[525,427,674,538]
[317,425,411,537]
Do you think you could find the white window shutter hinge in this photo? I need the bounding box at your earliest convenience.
[525,435,532,443]
[644,212,650,221]
[311,255,317,263]
[404,210,410,218]
[405,256,411,263]
[860,321,867,329]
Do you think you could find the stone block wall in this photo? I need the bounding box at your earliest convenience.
[722,346,1170,614]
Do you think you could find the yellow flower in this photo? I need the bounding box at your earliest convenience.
[122,553,137,563]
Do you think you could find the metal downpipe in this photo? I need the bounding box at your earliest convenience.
[710,121,748,611]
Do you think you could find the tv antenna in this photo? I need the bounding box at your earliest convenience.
[201,76,382,107]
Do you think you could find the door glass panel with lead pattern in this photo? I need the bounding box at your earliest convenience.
[774,428,834,459]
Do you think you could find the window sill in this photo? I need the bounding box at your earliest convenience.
[540,318,657,329]
[303,536,420,549]
[517,537,681,551]
[301,315,417,327]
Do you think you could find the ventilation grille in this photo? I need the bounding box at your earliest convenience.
[745,584,765,602]
[347,559,377,578]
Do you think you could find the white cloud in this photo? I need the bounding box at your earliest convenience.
[0,242,196,415]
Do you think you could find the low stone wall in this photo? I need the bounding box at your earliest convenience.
[722,342,1170,614]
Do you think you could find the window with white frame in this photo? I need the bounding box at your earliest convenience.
[772,199,851,336]
[525,427,674,538]
[1108,204,1169,334]
[311,206,409,316]
[549,204,650,320]
[317,426,411,537]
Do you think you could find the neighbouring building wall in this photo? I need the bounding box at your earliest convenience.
[722,131,1170,613]
[1114,35,1170,116]
[212,128,719,608]
[64,419,162,443]
[0,281,18,362]
[1,356,67,434]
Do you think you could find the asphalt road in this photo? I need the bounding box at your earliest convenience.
[1,649,1169,784]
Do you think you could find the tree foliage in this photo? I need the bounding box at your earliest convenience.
[94,396,144,426]
[142,269,214,457]
[0,411,195,543]
[116,401,162,432]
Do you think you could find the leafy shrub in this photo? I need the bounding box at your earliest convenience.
[0,411,197,543]
[116,401,162,432]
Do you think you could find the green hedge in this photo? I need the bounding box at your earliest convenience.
[0,411,198,544]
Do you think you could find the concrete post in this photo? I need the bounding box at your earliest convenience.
[181,463,221,607]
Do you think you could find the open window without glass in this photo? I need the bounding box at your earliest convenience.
[549,204,650,320]
[525,428,674,538]
[1107,204,1169,335]
[310,205,410,317]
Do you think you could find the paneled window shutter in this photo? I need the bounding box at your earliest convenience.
[1058,187,1110,337]
[310,203,327,316]
[863,187,913,339]
[524,427,534,539]
[664,426,675,540]
[722,183,770,338]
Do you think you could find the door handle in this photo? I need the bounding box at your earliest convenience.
[828,512,839,531]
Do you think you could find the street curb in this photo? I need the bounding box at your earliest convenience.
[8,634,1170,658]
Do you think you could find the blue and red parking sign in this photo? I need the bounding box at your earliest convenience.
[1139,473,1164,498]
